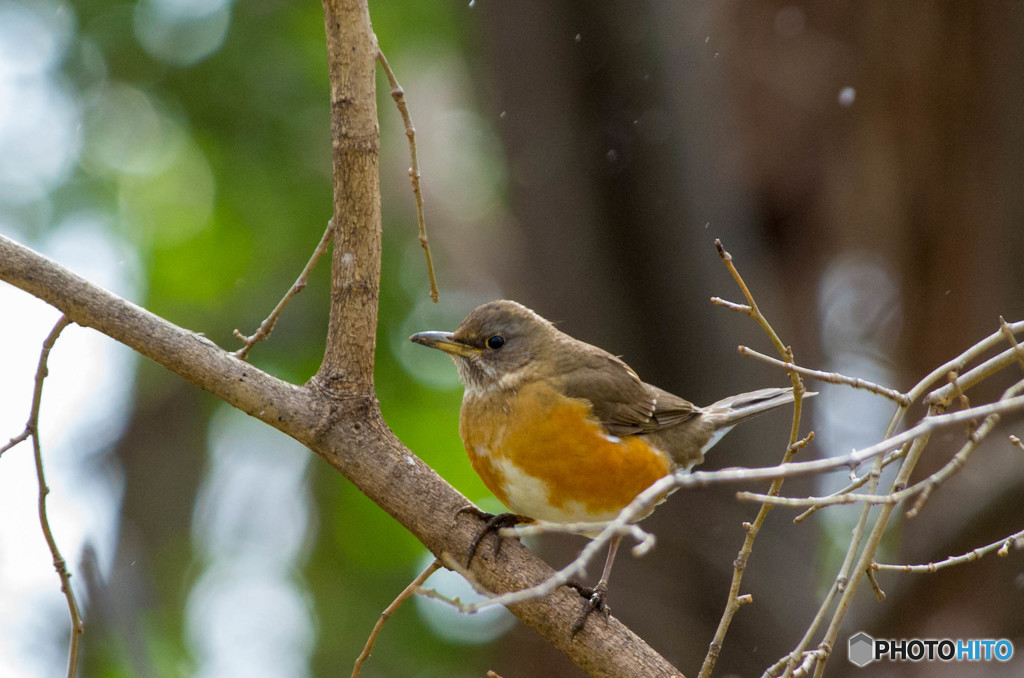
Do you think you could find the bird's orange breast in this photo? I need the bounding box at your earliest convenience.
[459,380,671,523]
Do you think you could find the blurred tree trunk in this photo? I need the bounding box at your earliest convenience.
[83,371,206,676]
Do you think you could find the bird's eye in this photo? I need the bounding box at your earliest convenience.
[486,335,505,350]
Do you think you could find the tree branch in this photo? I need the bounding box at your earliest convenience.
[318,0,383,392]
[28,316,82,678]
[0,227,680,678]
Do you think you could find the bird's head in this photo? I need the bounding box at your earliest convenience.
[410,300,558,392]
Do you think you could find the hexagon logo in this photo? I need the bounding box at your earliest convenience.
[848,631,875,667]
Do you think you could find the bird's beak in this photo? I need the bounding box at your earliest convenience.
[409,331,481,358]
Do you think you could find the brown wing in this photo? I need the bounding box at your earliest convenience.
[643,384,701,431]
[553,341,699,435]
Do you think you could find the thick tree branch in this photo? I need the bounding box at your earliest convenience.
[318,0,382,392]
[0,237,680,678]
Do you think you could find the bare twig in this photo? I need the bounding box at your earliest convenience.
[16,316,84,678]
[917,320,1024,406]
[764,649,827,678]
[787,431,815,456]
[865,567,886,601]
[740,379,1024,514]
[906,378,1024,517]
[505,520,656,557]
[352,558,442,678]
[946,369,971,409]
[809,404,942,678]
[376,47,439,303]
[699,240,810,678]
[418,552,499,610]
[927,344,1024,408]
[709,297,752,315]
[712,240,804,372]
[874,527,1024,573]
[780,393,908,678]
[682,396,1018,493]
[232,221,334,359]
[999,316,1024,372]
[1011,435,1024,452]
[0,429,31,457]
[776,452,888,678]
[1000,536,1024,556]
[737,345,911,406]
[792,448,904,523]
[788,330,1023,524]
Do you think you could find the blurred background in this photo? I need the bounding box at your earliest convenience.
[1,1,1023,676]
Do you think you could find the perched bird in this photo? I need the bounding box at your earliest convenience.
[411,299,805,635]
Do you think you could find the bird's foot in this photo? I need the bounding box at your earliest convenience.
[566,581,610,638]
[455,506,525,567]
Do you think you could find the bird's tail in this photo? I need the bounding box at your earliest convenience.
[703,386,814,429]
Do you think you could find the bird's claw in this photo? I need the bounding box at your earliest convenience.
[567,582,611,638]
[455,506,523,567]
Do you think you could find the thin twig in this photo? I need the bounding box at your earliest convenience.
[776,443,891,678]
[699,240,810,678]
[737,345,911,406]
[864,568,886,601]
[810,425,936,678]
[999,316,1024,372]
[376,47,439,303]
[681,394,1020,489]
[778,468,884,678]
[738,381,1024,513]
[907,378,1024,517]
[420,553,501,610]
[1011,435,1024,452]
[787,323,1024,524]
[709,297,752,314]
[749,378,1024,511]
[0,429,31,457]
[21,316,84,678]
[792,448,905,523]
[787,431,815,456]
[422,392,1012,624]
[712,240,804,371]
[873,527,1024,573]
[765,649,826,678]
[945,369,975,437]
[894,319,1024,415]
[927,343,1024,408]
[351,558,442,678]
[233,221,334,359]
[504,520,656,557]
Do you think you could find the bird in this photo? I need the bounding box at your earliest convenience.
[410,299,808,636]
